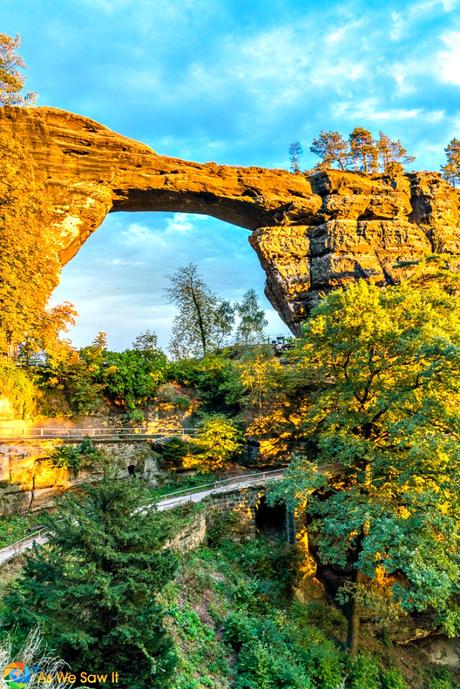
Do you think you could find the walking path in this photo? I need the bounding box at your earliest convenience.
[0,469,286,565]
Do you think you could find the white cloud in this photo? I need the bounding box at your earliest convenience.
[437,31,460,85]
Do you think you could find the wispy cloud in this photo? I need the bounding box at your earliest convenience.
[5,0,460,348]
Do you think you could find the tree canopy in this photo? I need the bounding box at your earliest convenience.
[246,280,460,653]
[304,128,415,174]
[2,479,180,688]
[441,138,460,187]
[0,33,35,106]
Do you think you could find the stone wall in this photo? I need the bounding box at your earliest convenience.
[166,512,207,553]
[0,439,160,514]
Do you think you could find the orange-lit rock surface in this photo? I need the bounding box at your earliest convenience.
[1,106,459,333]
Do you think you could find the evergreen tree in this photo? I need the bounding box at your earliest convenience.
[0,33,36,106]
[377,131,415,173]
[310,131,349,170]
[288,141,303,172]
[2,480,179,689]
[165,263,235,358]
[235,289,268,345]
[349,127,378,173]
[441,138,460,187]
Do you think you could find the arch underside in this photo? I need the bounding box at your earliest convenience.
[1,105,459,333]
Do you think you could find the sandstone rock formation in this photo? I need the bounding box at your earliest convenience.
[1,105,459,333]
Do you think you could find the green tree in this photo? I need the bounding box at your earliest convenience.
[349,127,378,173]
[165,263,235,358]
[265,281,460,654]
[0,134,74,359]
[310,131,349,170]
[132,329,159,352]
[235,289,268,345]
[98,347,167,410]
[0,33,36,106]
[288,141,303,172]
[441,138,460,187]
[184,414,242,471]
[168,351,245,416]
[2,480,178,688]
[377,131,415,173]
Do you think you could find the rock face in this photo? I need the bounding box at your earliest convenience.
[1,106,459,333]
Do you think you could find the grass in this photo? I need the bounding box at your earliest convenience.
[0,513,43,549]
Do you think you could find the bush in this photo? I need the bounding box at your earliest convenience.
[381,667,409,689]
[206,509,245,546]
[50,437,103,476]
[426,670,460,689]
[159,437,189,470]
[0,363,37,418]
[348,653,381,689]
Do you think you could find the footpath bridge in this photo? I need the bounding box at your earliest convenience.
[0,427,196,442]
[0,468,286,566]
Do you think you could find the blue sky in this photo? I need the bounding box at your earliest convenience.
[2,0,459,350]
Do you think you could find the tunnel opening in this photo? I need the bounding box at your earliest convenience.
[255,495,286,537]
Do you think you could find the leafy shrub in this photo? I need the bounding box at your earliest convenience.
[0,363,37,418]
[348,653,381,689]
[223,611,256,649]
[50,437,103,476]
[381,668,409,689]
[303,640,346,689]
[206,509,245,546]
[235,639,313,689]
[426,670,460,689]
[183,414,242,472]
[0,515,32,548]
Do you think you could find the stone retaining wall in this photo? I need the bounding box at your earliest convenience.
[0,440,159,514]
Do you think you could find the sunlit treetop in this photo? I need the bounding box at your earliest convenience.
[0,33,36,106]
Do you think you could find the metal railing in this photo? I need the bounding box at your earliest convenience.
[156,468,286,501]
[0,427,196,440]
[0,469,287,562]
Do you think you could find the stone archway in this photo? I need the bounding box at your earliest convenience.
[1,105,459,334]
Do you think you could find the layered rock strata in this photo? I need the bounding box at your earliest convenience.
[1,106,459,333]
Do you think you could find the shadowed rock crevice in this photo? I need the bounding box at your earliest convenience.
[0,106,459,333]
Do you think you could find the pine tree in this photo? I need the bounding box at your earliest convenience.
[2,480,179,689]
[441,138,460,187]
[288,141,303,173]
[309,131,349,170]
[377,131,415,173]
[349,127,378,173]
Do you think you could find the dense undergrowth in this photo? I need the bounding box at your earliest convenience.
[162,527,460,689]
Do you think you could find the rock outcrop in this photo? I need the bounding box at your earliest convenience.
[1,106,459,333]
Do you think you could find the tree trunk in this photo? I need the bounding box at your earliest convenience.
[346,584,360,657]
[190,284,207,355]
[346,540,365,656]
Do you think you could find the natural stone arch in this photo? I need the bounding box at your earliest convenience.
[1,105,459,333]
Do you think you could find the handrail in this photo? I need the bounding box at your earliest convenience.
[0,464,338,565]
[0,427,196,439]
[0,468,286,562]
[155,468,286,501]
